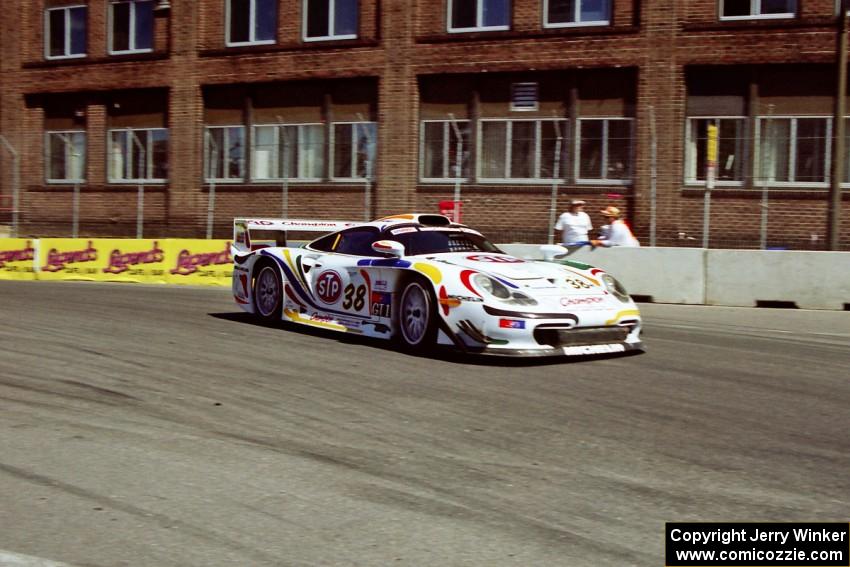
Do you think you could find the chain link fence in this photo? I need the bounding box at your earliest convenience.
[1,116,848,250]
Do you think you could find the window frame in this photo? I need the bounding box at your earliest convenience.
[44,5,87,60]
[754,115,832,188]
[204,125,246,182]
[543,0,611,28]
[302,0,359,42]
[45,130,87,184]
[447,0,511,33]
[330,121,377,182]
[108,0,154,55]
[251,122,325,182]
[575,117,634,185]
[476,117,569,184]
[719,0,796,21]
[107,127,169,183]
[419,119,472,183]
[226,0,277,47]
[684,116,747,187]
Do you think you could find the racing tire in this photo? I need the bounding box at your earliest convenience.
[397,278,438,350]
[252,262,283,323]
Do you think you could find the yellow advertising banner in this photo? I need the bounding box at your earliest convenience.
[0,239,37,280]
[37,239,170,283]
[3,238,233,286]
[97,239,170,284]
[164,239,233,286]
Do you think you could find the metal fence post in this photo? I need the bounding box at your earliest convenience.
[760,105,775,250]
[448,114,464,223]
[129,130,146,239]
[0,135,20,238]
[649,105,658,247]
[702,123,718,249]
[277,118,290,219]
[205,129,218,239]
[547,121,564,245]
[72,181,80,238]
[54,132,82,238]
[356,115,375,221]
[828,0,848,250]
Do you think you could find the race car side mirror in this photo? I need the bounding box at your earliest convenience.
[372,240,405,258]
[540,244,568,261]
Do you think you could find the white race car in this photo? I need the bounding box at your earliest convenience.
[231,214,643,357]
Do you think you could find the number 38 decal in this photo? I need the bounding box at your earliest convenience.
[565,277,592,289]
[342,284,366,311]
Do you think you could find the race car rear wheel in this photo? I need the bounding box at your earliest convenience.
[253,263,282,322]
[398,279,437,348]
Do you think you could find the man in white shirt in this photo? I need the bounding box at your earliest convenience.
[554,200,593,247]
[592,206,640,247]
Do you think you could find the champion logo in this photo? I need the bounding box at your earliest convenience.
[560,296,604,306]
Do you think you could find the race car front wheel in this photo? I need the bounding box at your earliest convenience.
[253,263,282,322]
[398,280,436,348]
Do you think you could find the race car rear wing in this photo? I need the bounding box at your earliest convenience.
[232,218,360,254]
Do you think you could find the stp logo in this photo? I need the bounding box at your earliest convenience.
[466,255,525,263]
[316,270,343,304]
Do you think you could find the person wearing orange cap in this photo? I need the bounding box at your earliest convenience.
[591,206,640,247]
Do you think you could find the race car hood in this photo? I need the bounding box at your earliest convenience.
[431,252,597,289]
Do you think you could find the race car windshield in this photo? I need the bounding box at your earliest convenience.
[391,230,502,256]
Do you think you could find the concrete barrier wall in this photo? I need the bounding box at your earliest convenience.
[705,250,850,310]
[500,244,850,310]
[3,238,849,310]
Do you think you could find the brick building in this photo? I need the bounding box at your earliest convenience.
[0,0,848,248]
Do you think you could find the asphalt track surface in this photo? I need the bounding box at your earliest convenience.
[0,281,848,567]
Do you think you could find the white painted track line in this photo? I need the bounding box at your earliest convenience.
[0,551,75,567]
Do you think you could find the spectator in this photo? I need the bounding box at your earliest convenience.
[592,206,640,247]
[554,199,593,247]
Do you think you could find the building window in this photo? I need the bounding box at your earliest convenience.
[577,118,633,183]
[46,131,86,183]
[720,0,796,19]
[304,0,358,41]
[420,120,471,181]
[205,126,245,181]
[685,117,746,184]
[331,122,377,180]
[448,0,510,32]
[252,124,325,180]
[110,1,154,54]
[227,0,277,46]
[108,129,168,182]
[756,117,829,185]
[544,0,610,27]
[478,118,568,182]
[45,6,87,59]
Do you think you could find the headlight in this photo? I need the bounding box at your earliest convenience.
[473,273,510,299]
[601,274,630,303]
[473,274,538,305]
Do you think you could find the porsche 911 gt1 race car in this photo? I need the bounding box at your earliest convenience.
[231,214,643,357]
